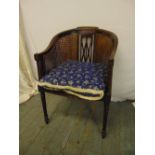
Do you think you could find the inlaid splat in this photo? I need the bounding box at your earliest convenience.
[78,34,94,63]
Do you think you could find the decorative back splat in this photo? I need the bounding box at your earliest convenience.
[78,34,95,63]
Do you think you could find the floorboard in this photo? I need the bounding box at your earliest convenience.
[20,94,135,155]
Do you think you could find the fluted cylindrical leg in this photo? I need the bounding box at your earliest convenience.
[102,96,110,138]
[39,86,49,124]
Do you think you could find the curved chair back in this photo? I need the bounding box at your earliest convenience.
[41,27,118,74]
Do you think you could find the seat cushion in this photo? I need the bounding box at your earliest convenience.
[38,61,107,100]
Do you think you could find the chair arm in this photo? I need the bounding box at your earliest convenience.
[34,35,60,80]
[34,45,55,80]
[34,53,46,80]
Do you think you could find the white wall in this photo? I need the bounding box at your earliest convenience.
[20,0,135,101]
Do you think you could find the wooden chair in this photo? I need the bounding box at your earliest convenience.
[34,27,118,138]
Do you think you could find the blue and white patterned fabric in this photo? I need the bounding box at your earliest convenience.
[39,61,107,100]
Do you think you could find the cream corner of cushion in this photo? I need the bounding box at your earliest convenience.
[37,81,104,100]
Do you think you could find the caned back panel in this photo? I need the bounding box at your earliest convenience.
[94,32,115,62]
[43,31,78,73]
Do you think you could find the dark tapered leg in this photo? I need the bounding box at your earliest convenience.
[102,96,110,138]
[38,86,49,124]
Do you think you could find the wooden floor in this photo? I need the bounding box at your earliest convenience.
[20,94,135,155]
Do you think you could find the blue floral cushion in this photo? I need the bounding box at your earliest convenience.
[39,61,107,100]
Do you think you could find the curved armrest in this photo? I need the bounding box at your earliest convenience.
[34,36,59,80]
[34,53,45,80]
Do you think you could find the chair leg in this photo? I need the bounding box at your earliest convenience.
[102,97,110,138]
[38,86,49,124]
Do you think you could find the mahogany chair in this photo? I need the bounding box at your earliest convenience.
[34,27,118,138]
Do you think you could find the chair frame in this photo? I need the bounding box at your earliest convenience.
[34,27,118,138]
